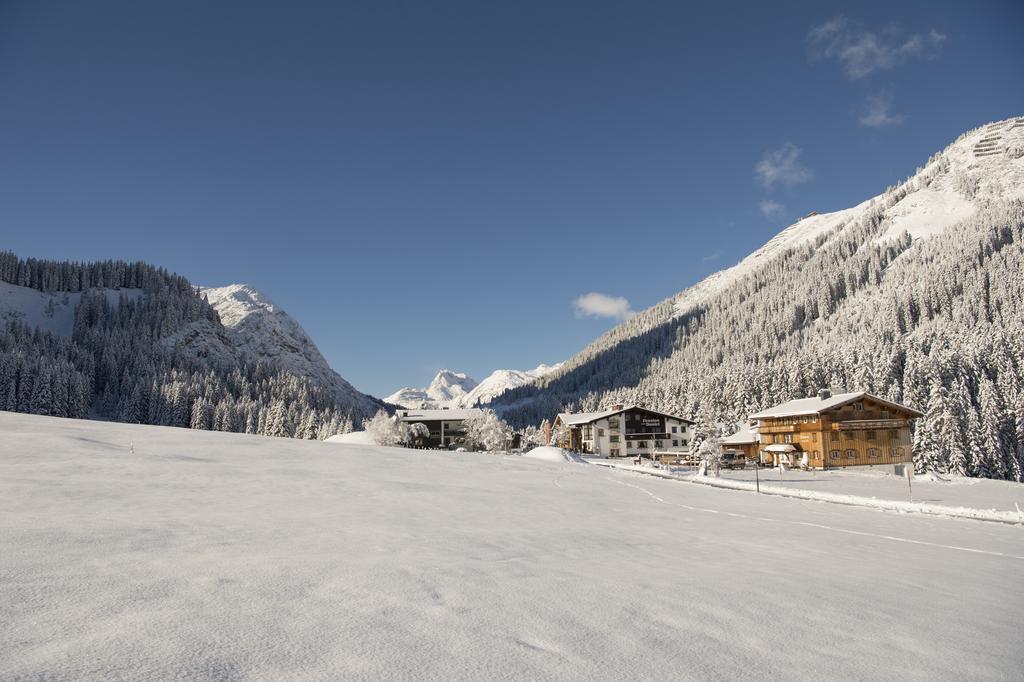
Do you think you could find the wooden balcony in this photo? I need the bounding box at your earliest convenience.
[758,424,799,434]
[831,419,907,431]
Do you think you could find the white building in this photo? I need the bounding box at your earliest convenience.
[551,404,695,457]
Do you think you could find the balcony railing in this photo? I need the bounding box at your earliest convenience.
[758,424,799,434]
[831,419,907,431]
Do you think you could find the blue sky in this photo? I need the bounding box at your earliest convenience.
[1,1,1021,396]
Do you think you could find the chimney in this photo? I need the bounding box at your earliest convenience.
[818,388,832,401]
[611,403,624,411]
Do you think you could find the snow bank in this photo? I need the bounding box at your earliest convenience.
[521,446,579,463]
[324,430,377,445]
[593,460,1024,525]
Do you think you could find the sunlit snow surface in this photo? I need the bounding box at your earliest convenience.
[1,412,1022,680]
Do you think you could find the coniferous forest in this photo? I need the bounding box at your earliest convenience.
[0,252,360,440]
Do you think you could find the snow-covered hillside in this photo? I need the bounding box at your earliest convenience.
[2,412,1021,679]
[539,117,1024,374]
[386,363,562,408]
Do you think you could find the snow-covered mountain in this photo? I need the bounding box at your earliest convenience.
[194,284,382,417]
[386,363,562,408]
[458,364,562,408]
[496,116,1024,479]
[384,369,478,408]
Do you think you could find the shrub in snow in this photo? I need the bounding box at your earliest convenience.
[698,436,722,477]
[462,409,511,452]
[365,410,406,446]
[407,422,430,447]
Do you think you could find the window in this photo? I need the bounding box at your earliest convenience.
[671,426,678,433]
[784,434,793,444]
[638,441,648,449]
[831,450,840,460]
[845,449,856,459]
[610,449,620,457]
[655,440,663,448]
[608,418,620,429]
[868,448,879,458]
[610,435,620,443]
[813,451,821,460]
[811,432,818,442]
[853,402,863,411]
[866,430,877,441]
[672,440,679,447]
[681,439,688,446]
[598,428,604,437]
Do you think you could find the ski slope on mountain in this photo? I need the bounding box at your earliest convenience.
[2,411,1022,680]
[0,281,143,337]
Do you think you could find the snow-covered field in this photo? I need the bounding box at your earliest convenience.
[2,412,1022,680]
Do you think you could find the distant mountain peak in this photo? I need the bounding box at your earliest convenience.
[385,362,562,409]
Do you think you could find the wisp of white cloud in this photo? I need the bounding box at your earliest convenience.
[759,200,787,219]
[755,144,812,189]
[808,16,946,80]
[573,292,635,321]
[859,94,905,127]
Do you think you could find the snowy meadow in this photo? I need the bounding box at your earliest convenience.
[2,412,1022,680]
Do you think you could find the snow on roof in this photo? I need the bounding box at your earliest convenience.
[722,427,758,445]
[556,405,694,426]
[749,392,923,419]
[395,408,484,422]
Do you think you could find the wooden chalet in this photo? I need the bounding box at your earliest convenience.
[749,389,923,470]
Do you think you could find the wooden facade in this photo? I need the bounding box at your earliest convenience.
[751,392,922,470]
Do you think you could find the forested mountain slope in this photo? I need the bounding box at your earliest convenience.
[496,116,1024,480]
[0,254,382,438]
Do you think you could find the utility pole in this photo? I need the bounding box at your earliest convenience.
[754,458,760,494]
